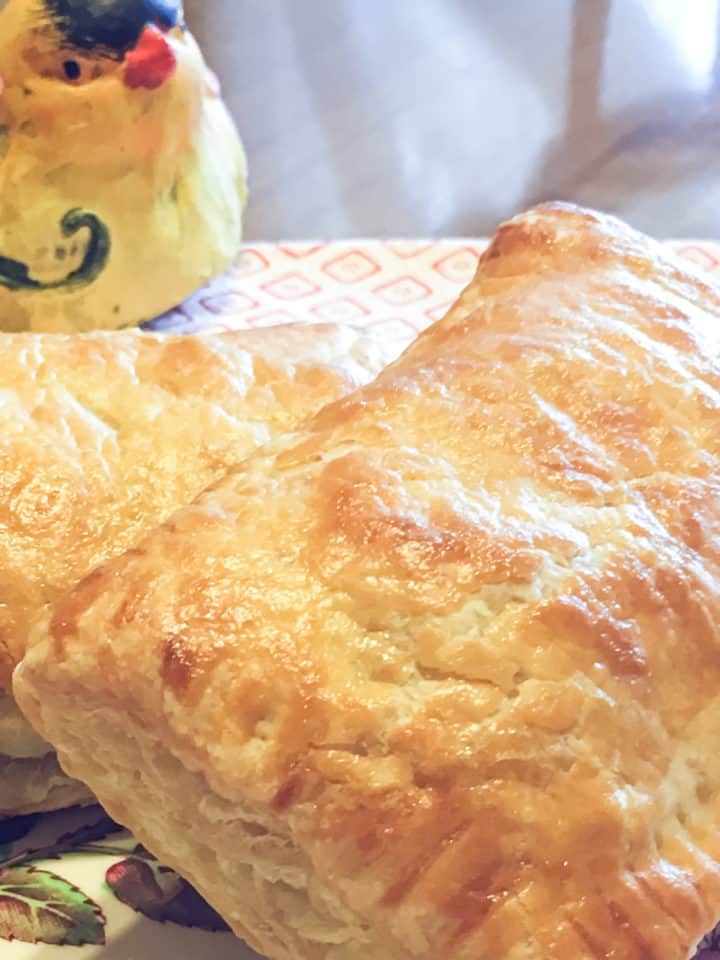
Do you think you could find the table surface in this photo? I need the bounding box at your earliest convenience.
[186,0,720,243]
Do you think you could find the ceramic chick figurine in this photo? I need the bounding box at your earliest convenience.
[0,0,247,331]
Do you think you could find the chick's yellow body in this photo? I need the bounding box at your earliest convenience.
[0,0,247,331]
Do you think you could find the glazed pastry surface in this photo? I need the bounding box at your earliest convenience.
[18,205,720,959]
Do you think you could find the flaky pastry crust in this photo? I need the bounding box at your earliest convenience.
[0,322,400,815]
[18,204,720,959]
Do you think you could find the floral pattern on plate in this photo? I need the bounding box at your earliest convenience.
[0,808,256,958]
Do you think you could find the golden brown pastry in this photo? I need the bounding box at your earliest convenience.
[17,204,720,960]
[0,323,401,817]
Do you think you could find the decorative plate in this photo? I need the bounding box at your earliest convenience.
[4,238,720,959]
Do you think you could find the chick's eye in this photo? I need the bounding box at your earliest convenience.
[62,60,81,81]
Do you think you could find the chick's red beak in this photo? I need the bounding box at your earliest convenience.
[124,25,177,90]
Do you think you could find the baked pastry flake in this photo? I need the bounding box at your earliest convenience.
[0,322,399,816]
[17,204,720,959]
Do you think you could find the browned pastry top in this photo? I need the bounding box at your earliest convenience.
[18,204,720,960]
[0,323,397,689]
